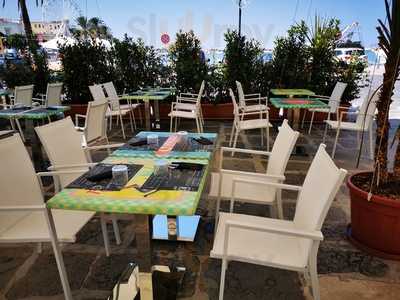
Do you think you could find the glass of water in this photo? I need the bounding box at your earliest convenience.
[112,165,129,186]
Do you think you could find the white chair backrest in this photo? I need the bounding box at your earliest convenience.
[236,81,246,108]
[35,117,89,188]
[89,84,106,101]
[294,144,347,231]
[356,90,379,128]
[0,134,44,207]
[197,80,205,104]
[46,82,63,106]
[103,81,119,99]
[103,82,121,111]
[14,85,34,106]
[84,100,108,143]
[229,88,239,122]
[328,82,347,112]
[267,120,299,176]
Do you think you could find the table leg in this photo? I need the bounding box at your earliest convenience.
[26,119,45,171]
[292,108,301,130]
[153,101,160,129]
[144,100,151,131]
[134,214,154,299]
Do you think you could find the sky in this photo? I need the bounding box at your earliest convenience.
[0,0,386,49]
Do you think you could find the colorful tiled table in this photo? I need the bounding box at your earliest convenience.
[124,89,175,130]
[0,106,70,170]
[270,89,319,129]
[46,131,217,299]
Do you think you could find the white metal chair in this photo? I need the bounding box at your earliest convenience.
[236,80,268,113]
[42,82,64,107]
[103,81,141,131]
[229,88,272,150]
[0,134,96,300]
[323,90,379,159]
[209,119,299,220]
[169,83,204,133]
[10,84,34,107]
[302,82,348,134]
[211,144,347,300]
[174,80,205,127]
[35,117,124,256]
[75,100,110,149]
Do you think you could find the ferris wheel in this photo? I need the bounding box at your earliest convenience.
[41,0,82,23]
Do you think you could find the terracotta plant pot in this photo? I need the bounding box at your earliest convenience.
[347,171,400,260]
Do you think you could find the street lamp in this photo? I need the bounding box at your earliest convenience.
[234,0,250,38]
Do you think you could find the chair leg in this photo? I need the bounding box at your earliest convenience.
[119,115,126,139]
[229,123,235,147]
[109,115,112,131]
[111,215,121,245]
[170,116,173,132]
[260,128,264,147]
[302,109,307,129]
[100,214,111,257]
[332,127,341,158]
[266,126,270,151]
[322,123,329,144]
[276,189,284,219]
[15,119,25,142]
[308,244,321,300]
[195,117,201,134]
[308,111,315,135]
[369,125,374,160]
[219,259,228,300]
[231,129,240,157]
[44,209,73,300]
[128,112,134,132]
[175,116,178,132]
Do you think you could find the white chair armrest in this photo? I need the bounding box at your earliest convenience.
[220,147,272,157]
[47,163,97,170]
[221,169,285,181]
[232,177,302,192]
[244,93,261,98]
[224,220,324,241]
[177,97,198,103]
[37,170,89,177]
[84,143,124,151]
[0,205,46,212]
[180,92,198,98]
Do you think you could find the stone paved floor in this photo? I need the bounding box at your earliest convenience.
[1,118,400,300]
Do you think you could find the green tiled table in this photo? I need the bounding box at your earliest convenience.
[270,89,317,130]
[46,131,217,299]
[124,89,175,130]
[0,106,70,170]
[270,88,316,97]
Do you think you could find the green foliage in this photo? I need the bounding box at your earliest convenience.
[223,30,263,93]
[5,34,27,50]
[272,18,365,104]
[59,39,115,103]
[71,16,112,40]
[0,59,34,88]
[169,30,207,92]
[272,21,310,88]
[112,35,162,92]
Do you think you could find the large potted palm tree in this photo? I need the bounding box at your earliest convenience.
[347,0,400,259]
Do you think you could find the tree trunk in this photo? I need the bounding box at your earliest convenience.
[373,55,399,189]
[18,0,38,52]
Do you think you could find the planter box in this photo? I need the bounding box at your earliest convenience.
[347,172,400,260]
[67,103,350,123]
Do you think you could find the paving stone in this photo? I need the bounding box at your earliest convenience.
[6,252,95,299]
[0,247,33,290]
[204,259,305,300]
